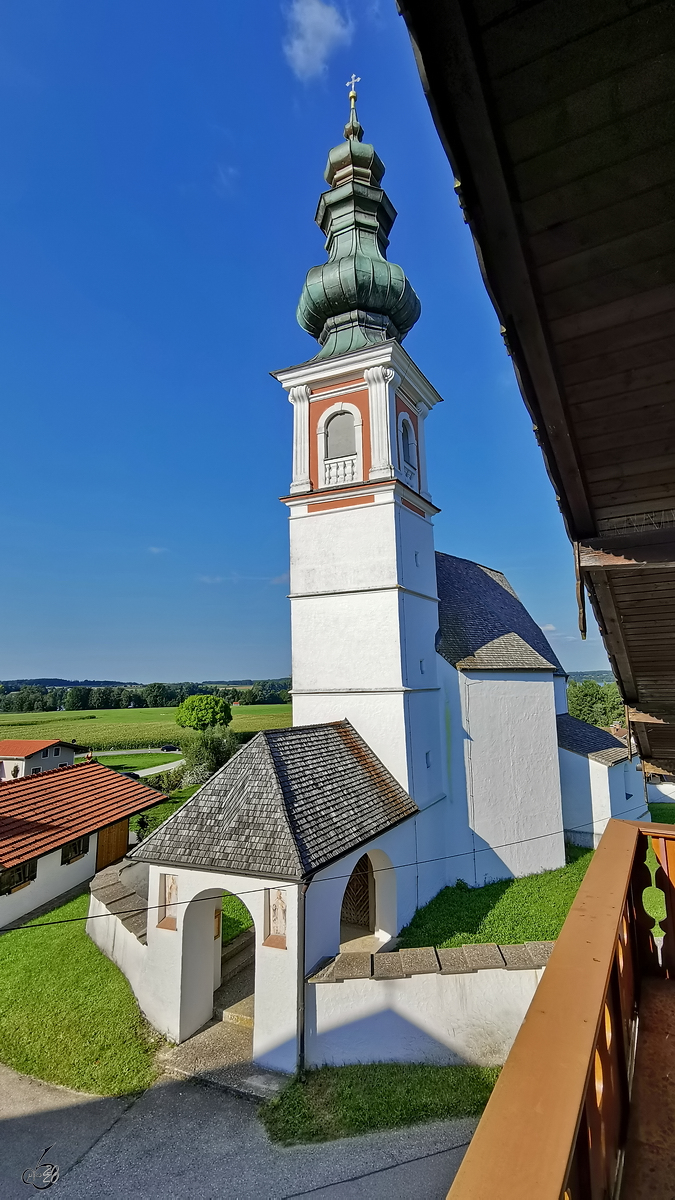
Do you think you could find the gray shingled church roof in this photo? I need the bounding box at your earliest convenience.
[556,713,629,766]
[131,720,418,879]
[435,552,564,673]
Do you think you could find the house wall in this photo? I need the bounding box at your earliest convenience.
[1,834,98,927]
[307,965,545,1068]
[456,668,565,880]
[0,744,75,780]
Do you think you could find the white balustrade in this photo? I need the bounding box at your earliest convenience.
[324,456,357,486]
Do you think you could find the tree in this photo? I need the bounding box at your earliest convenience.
[175,694,231,731]
[65,686,91,711]
[183,728,233,774]
[142,683,170,708]
[567,679,624,728]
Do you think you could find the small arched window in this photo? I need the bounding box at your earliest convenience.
[402,420,415,467]
[326,411,356,459]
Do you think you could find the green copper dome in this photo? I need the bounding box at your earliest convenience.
[297,92,421,359]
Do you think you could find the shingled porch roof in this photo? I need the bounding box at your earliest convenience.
[131,720,419,880]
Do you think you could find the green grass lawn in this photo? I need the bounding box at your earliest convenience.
[398,845,594,948]
[0,893,160,1094]
[0,704,292,750]
[76,752,183,770]
[222,892,254,945]
[260,1063,499,1145]
[649,803,675,825]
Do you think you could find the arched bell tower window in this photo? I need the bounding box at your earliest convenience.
[398,412,418,489]
[326,411,356,459]
[317,404,363,488]
[402,420,414,467]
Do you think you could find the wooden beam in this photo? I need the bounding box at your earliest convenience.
[585,570,639,702]
[580,542,675,569]
[627,709,671,725]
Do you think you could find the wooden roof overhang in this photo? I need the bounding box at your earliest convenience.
[399,0,675,770]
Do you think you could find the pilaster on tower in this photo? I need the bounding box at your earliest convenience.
[273,86,445,809]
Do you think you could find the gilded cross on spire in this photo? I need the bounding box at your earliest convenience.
[346,74,361,103]
[343,75,363,142]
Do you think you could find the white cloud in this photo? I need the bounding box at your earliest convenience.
[271,572,290,585]
[283,0,353,81]
[540,623,556,632]
[215,164,239,197]
[148,546,167,554]
[198,575,223,584]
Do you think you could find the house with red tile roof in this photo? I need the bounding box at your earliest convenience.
[0,738,86,780]
[0,761,165,928]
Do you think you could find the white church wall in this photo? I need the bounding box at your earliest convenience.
[291,590,404,692]
[436,655,479,887]
[459,670,565,880]
[554,675,568,714]
[648,778,675,804]
[306,964,545,1068]
[560,752,649,848]
[289,497,400,595]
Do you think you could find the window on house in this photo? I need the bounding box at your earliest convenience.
[31,767,41,775]
[53,747,60,757]
[0,859,37,895]
[401,420,416,467]
[158,873,178,930]
[61,835,90,865]
[41,749,49,758]
[326,411,356,458]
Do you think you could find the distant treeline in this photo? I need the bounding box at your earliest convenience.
[0,679,291,714]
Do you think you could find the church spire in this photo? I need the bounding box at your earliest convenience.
[296,81,421,360]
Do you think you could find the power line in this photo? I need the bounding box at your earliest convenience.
[3,803,651,932]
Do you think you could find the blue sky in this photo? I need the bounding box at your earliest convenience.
[0,0,608,682]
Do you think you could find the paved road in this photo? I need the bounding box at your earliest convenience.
[136,758,184,777]
[0,1065,474,1199]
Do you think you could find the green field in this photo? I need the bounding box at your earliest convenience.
[0,704,292,750]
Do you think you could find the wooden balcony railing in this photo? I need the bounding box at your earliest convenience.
[447,818,675,1200]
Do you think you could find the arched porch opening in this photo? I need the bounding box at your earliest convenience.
[339,849,397,950]
[179,885,256,1041]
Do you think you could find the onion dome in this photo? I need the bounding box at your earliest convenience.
[297,83,421,359]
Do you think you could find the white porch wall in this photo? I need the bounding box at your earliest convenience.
[307,966,545,1068]
[1,835,98,928]
[88,864,301,1071]
[458,669,565,880]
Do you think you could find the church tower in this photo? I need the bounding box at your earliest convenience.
[274,84,444,810]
